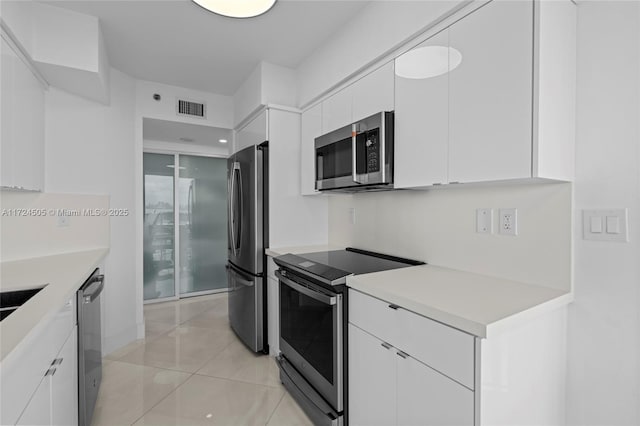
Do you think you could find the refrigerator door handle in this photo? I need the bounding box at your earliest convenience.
[236,162,243,253]
[228,265,255,288]
[230,162,241,256]
[228,165,236,256]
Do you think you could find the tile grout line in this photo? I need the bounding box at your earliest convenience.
[128,370,196,426]
[264,391,286,426]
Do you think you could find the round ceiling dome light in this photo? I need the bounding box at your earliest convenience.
[192,0,277,18]
[395,46,462,79]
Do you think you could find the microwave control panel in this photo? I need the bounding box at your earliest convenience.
[364,130,380,173]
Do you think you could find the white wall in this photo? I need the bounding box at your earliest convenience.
[233,62,297,127]
[136,79,234,129]
[567,2,640,424]
[233,64,262,127]
[45,68,137,355]
[0,192,109,261]
[295,0,464,107]
[328,183,572,291]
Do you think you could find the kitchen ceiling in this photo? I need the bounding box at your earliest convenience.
[41,0,370,95]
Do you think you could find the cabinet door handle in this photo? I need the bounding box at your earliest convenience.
[51,358,63,366]
[45,367,56,377]
[396,350,409,359]
[388,304,399,310]
[381,342,392,350]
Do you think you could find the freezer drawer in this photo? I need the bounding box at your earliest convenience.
[227,263,264,352]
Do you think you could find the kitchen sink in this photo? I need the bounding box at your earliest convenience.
[0,285,47,321]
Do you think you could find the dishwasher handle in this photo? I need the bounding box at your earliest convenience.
[82,274,104,304]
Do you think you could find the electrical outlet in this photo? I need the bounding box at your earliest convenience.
[57,215,70,227]
[499,208,517,236]
[476,208,492,233]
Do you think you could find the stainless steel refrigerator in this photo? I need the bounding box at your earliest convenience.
[227,142,268,353]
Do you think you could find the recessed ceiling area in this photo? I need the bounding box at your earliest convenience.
[42,0,371,95]
[143,118,232,148]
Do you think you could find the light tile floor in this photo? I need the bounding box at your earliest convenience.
[94,293,313,426]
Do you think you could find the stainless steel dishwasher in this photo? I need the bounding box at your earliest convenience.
[77,269,104,426]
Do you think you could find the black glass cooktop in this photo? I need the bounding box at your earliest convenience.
[274,248,424,286]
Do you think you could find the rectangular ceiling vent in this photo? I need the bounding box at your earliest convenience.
[176,98,206,119]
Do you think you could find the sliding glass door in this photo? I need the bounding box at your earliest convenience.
[178,155,228,296]
[143,152,227,302]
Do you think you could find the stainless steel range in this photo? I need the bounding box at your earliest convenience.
[274,248,423,426]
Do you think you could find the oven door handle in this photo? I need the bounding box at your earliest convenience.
[276,271,337,306]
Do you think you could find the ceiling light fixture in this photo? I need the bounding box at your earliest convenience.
[395,46,462,79]
[219,139,228,143]
[192,0,276,18]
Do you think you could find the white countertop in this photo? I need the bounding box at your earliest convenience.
[0,248,109,362]
[347,264,572,338]
[266,244,344,258]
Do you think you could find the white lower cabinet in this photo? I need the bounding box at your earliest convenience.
[1,297,78,425]
[349,289,475,426]
[349,323,473,426]
[348,324,396,426]
[16,376,52,426]
[51,329,78,426]
[396,352,473,426]
[16,326,78,426]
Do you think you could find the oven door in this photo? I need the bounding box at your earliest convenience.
[277,270,343,411]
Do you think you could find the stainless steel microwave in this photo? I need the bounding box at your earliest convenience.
[315,111,394,192]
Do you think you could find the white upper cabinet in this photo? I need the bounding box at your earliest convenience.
[235,109,267,154]
[351,62,395,122]
[300,103,322,195]
[393,0,575,187]
[394,30,450,188]
[1,37,45,191]
[448,0,533,183]
[321,61,395,135]
[321,85,352,134]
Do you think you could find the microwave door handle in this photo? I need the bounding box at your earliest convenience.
[380,112,386,183]
[352,124,362,184]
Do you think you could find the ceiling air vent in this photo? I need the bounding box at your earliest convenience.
[176,99,206,119]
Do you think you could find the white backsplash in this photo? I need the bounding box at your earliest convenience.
[0,191,110,261]
[328,182,572,291]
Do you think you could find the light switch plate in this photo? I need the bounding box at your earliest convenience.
[583,209,629,242]
[476,208,492,233]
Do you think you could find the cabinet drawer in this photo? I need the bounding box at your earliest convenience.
[349,289,398,347]
[397,308,475,389]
